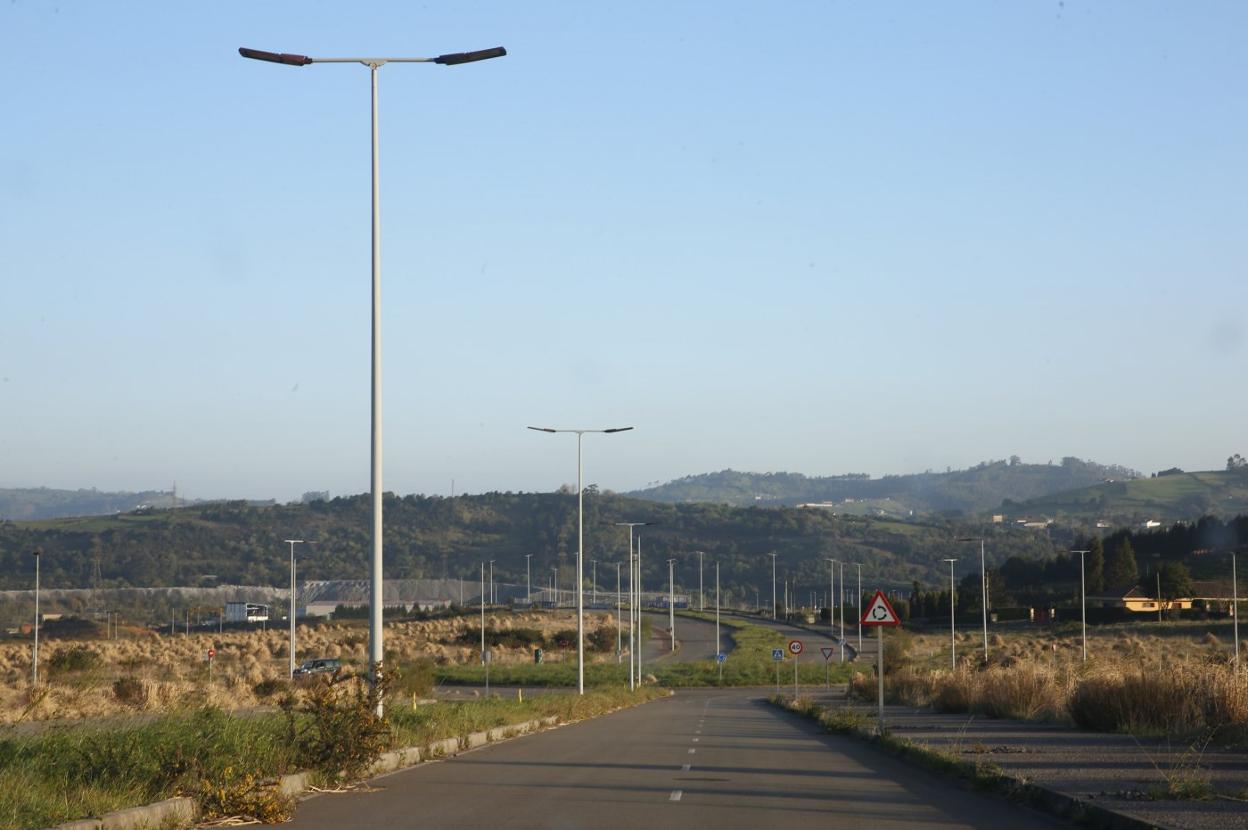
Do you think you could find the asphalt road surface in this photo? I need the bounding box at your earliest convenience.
[642,611,730,663]
[265,688,1067,830]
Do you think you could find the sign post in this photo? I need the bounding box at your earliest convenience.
[716,651,726,684]
[820,645,835,687]
[206,648,216,683]
[788,640,803,699]
[860,591,901,734]
[772,647,784,694]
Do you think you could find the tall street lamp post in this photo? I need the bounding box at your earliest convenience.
[592,559,598,606]
[856,563,863,652]
[615,522,651,690]
[31,548,42,685]
[769,553,778,619]
[1071,550,1090,662]
[489,560,495,605]
[285,539,306,679]
[697,550,705,611]
[530,427,633,696]
[839,561,846,661]
[667,559,677,652]
[616,561,623,663]
[942,558,958,670]
[957,537,990,663]
[825,559,836,640]
[241,43,506,716]
[525,554,532,604]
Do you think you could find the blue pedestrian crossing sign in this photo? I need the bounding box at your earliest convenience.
[771,648,784,661]
[716,652,726,664]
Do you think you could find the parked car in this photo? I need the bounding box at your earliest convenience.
[293,658,341,676]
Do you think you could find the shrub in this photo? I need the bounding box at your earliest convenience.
[280,674,391,781]
[112,677,147,707]
[390,658,436,699]
[252,678,287,699]
[47,646,102,676]
[549,629,578,649]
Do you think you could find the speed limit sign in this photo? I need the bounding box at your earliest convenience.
[787,639,803,656]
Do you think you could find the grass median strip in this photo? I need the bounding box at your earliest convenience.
[434,622,856,688]
[0,685,665,830]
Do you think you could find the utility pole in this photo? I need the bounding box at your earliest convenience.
[480,563,485,664]
[525,554,532,605]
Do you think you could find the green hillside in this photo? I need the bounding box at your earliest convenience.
[628,457,1140,516]
[0,492,1060,607]
[1008,469,1248,524]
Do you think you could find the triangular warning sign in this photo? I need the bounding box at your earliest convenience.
[860,590,901,627]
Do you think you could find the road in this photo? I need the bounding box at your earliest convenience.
[265,688,1067,829]
[641,611,728,663]
[728,611,877,663]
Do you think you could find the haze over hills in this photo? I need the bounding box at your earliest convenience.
[1008,468,1248,524]
[627,457,1142,516]
[0,487,185,521]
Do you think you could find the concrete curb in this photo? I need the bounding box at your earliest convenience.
[47,716,558,830]
[771,699,1166,830]
[46,696,669,830]
[49,797,200,830]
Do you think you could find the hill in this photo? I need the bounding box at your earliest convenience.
[0,487,180,521]
[0,492,1062,618]
[627,457,1140,516]
[1006,468,1248,524]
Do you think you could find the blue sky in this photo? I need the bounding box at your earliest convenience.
[2,1,1245,501]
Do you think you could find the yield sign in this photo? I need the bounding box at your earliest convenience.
[820,646,835,661]
[861,590,901,627]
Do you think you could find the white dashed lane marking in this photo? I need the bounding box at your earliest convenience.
[670,790,683,802]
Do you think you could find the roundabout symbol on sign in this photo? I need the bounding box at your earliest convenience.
[787,639,803,656]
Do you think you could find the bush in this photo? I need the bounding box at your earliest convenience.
[457,627,545,649]
[112,677,147,707]
[252,678,287,699]
[390,658,436,700]
[280,674,391,781]
[47,645,102,676]
[549,629,578,649]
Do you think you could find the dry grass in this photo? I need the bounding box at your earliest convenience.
[0,611,602,724]
[867,624,1248,740]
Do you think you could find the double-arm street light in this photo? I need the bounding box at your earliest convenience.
[956,537,990,663]
[615,521,652,690]
[942,558,958,670]
[285,539,306,679]
[530,427,634,696]
[241,43,506,715]
[825,558,836,640]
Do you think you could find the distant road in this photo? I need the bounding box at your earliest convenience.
[264,688,1066,829]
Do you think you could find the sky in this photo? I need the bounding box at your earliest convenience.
[2,1,1245,502]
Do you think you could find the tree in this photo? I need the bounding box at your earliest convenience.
[1085,537,1106,595]
[1228,454,1247,471]
[1157,561,1194,600]
[1104,538,1139,588]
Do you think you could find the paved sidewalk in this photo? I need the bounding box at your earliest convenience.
[806,691,1248,830]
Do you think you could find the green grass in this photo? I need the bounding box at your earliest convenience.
[0,688,665,830]
[0,707,295,830]
[434,622,857,688]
